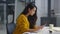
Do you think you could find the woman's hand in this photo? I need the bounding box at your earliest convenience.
[34,26,44,30]
[38,26,44,29]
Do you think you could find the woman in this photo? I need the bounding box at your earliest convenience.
[13,3,43,34]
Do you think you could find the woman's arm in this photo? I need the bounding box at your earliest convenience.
[26,28,39,32]
[34,25,43,30]
[26,26,43,32]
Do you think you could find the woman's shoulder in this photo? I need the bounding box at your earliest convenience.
[20,14,26,18]
[18,14,26,19]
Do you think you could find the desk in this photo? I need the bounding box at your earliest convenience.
[23,27,60,34]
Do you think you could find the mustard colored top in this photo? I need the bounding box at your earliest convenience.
[13,14,29,34]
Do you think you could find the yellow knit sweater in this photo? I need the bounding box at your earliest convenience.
[13,14,29,34]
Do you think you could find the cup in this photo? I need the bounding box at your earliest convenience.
[49,24,54,29]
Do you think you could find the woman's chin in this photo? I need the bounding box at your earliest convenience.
[30,15,34,16]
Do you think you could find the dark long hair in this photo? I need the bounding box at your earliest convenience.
[22,3,37,29]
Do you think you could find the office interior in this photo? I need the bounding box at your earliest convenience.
[0,0,60,34]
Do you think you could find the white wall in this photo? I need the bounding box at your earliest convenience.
[35,0,48,26]
[55,0,60,27]
[14,0,25,23]
[51,0,54,10]
[57,0,60,26]
[51,0,60,26]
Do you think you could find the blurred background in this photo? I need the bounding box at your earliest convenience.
[0,0,60,34]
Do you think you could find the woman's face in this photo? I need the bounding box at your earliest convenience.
[28,7,36,16]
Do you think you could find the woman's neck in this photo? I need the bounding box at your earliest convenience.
[25,13,29,17]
